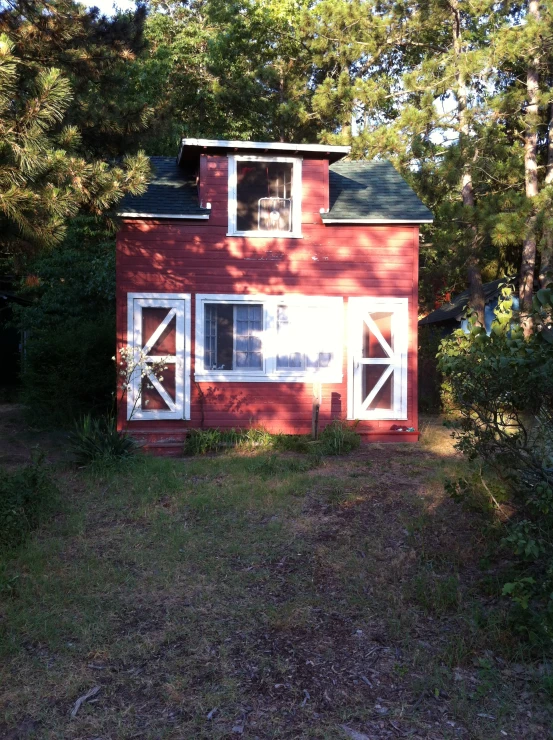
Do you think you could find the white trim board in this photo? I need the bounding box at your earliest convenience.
[126,292,191,420]
[118,212,210,219]
[195,293,344,383]
[180,138,350,155]
[322,218,433,224]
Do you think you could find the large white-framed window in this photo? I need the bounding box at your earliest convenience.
[195,294,343,382]
[347,297,408,420]
[126,292,191,420]
[227,155,302,238]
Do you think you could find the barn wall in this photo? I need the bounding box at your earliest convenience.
[116,154,419,445]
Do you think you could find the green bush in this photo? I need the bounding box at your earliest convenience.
[184,424,360,457]
[438,285,553,646]
[317,419,361,456]
[0,457,59,550]
[15,216,116,425]
[184,427,280,455]
[69,414,139,466]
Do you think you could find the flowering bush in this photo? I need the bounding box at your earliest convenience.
[114,346,169,422]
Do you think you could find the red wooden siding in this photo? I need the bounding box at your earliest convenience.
[116,154,419,446]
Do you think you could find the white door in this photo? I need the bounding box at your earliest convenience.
[348,298,408,420]
[126,293,191,420]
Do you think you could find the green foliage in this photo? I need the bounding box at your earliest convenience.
[184,423,360,457]
[271,433,312,454]
[317,419,361,456]
[0,0,152,158]
[0,26,149,255]
[69,414,139,467]
[418,325,444,413]
[0,456,59,550]
[184,427,274,455]
[15,216,116,424]
[438,289,553,646]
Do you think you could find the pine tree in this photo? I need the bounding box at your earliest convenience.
[0,33,149,255]
[520,0,541,335]
[0,0,152,157]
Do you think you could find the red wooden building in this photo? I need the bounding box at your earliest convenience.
[116,138,433,452]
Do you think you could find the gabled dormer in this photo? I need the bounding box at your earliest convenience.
[177,138,350,238]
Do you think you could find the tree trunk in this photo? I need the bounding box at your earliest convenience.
[520,0,541,335]
[540,101,553,288]
[452,0,485,326]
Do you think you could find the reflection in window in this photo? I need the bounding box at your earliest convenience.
[236,161,293,233]
[276,305,334,371]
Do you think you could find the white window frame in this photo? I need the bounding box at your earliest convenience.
[195,294,343,383]
[227,155,303,238]
[126,292,191,420]
[347,297,408,421]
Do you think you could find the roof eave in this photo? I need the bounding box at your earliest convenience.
[321,217,434,224]
[178,138,351,165]
[118,212,210,219]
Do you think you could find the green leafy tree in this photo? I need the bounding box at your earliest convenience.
[138,0,317,153]
[489,1,553,335]
[305,1,502,313]
[305,1,553,316]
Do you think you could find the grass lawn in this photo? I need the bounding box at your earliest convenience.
[0,410,552,739]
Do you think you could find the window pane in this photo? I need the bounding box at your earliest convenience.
[236,161,293,232]
[363,312,393,359]
[204,303,234,370]
[204,302,263,371]
[363,366,393,410]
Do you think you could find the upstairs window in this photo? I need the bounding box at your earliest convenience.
[228,155,302,237]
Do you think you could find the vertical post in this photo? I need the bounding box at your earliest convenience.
[312,381,322,439]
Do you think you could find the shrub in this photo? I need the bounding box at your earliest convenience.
[272,433,312,454]
[0,456,59,550]
[15,216,116,425]
[184,427,276,455]
[317,420,361,456]
[438,285,553,646]
[69,414,139,466]
[183,424,360,457]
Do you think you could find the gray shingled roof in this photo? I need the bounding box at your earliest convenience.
[118,157,209,218]
[324,161,433,223]
[118,155,433,223]
[419,279,505,325]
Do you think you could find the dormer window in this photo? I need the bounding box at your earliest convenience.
[228,155,302,237]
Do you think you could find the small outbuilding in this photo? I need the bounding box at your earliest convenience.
[116,138,433,452]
